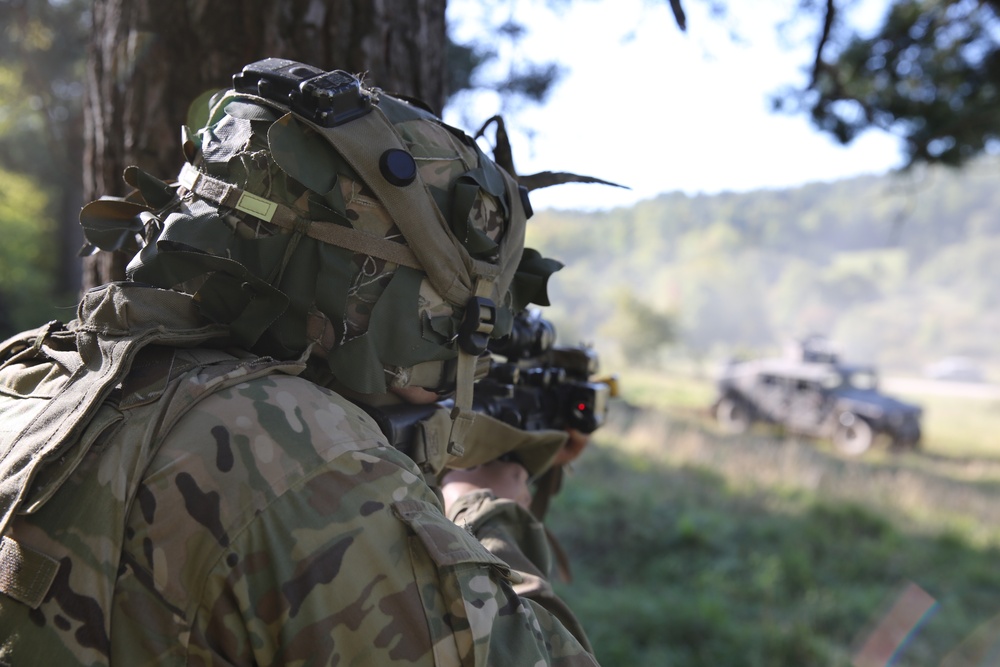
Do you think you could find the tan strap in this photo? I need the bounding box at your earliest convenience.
[178,163,424,271]
[453,279,496,408]
[447,276,498,450]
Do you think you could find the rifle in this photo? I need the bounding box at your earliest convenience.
[361,310,615,472]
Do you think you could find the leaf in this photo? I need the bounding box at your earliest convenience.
[518,171,629,192]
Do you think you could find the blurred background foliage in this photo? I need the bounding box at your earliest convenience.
[531,156,1000,378]
[0,167,62,330]
[0,0,89,329]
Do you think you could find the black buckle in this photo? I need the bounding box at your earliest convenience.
[458,296,496,355]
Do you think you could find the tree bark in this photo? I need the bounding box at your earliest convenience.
[83,0,448,289]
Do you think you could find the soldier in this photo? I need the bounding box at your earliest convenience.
[0,59,598,665]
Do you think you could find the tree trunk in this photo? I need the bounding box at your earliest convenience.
[83,0,448,289]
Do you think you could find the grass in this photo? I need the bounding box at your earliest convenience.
[614,367,718,413]
[895,391,1000,460]
[544,379,1000,666]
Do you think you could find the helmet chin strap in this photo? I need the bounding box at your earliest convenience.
[446,277,497,456]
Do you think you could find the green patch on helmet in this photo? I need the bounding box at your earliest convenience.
[326,332,389,394]
[313,244,354,328]
[268,113,356,199]
[254,228,311,280]
[196,271,277,345]
[256,234,321,357]
[327,267,455,394]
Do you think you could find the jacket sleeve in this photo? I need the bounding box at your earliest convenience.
[446,489,595,654]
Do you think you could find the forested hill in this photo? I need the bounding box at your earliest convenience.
[526,156,1000,376]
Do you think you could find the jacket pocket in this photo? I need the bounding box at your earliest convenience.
[393,499,526,667]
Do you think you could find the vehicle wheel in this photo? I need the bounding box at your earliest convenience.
[832,412,873,456]
[715,396,751,434]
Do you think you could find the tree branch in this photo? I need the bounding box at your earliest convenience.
[669,0,687,31]
[810,0,837,88]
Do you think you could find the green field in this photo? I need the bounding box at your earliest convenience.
[545,370,1000,666]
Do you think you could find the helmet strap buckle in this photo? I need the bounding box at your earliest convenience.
[457,296,496,356]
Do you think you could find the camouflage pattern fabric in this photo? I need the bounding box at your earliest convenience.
[447,490,595,655]
[0,285,598,666]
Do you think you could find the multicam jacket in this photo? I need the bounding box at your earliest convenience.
[0,283,597,666]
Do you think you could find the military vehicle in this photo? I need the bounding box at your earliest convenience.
[711,339,922,455]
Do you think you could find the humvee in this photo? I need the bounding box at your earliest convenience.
[712,342,922,455]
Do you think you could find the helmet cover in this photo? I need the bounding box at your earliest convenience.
[80,59,562,396]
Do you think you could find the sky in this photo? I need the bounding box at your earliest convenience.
[445,0,902,211]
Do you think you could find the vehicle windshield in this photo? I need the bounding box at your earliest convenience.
[842,369,878,390]
[818,368,878,390]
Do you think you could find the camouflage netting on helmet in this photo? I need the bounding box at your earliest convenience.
[80,79,561,395]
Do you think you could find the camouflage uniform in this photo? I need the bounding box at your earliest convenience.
[0,282,597,665]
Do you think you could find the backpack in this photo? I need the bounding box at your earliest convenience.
[0,283,302,662]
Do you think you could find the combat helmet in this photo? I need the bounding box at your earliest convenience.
[80,58,562,429]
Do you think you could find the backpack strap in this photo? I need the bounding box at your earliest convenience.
[0,337,305,611]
